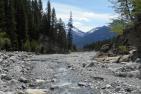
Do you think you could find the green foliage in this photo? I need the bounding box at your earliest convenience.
[30,40,39,52]
[110,0,133,21]
[110,19,125,35]
[132,0,141,16]
[0,0,69,53]
[67,12,73,51]
[118,45,129,54]
[84,39,115,51]
[24,39,31,51]
[0,32,11,50]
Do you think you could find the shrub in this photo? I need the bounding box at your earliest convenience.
[30,40,40,52]
[0,32,11,50]
[118,45,129,54]
[24,39,31,52]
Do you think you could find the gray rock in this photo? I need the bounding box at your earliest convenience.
[87,62,95,67]
[138,65,141,79]
[50,85,59,90]
[16,91,25,94]
[1,74,12,81]
[119,55,130,62]
[135,58,141,63]
[0,58,3,63]
[0,67,2,73]
[100,44,111,53]
[114,72,127,77]
[78,82,89,87]
[82,63,86,68]
[106,84,112,89]
[18,77,29,83]
[0,91,5,94]
[91,76,104,81]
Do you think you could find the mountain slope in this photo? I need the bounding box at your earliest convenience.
[70,26,116,48]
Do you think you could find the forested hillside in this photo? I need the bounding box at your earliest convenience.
[0,0,73,53]
[109,0,141,58]
[85,0,141,59]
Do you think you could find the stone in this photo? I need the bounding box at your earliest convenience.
[135,58,141,63]
[50,85,59,91]
[114,72,127,77]
[67,65,72,68]
[94,52,108,58]
[0,67,2,73]
[100,44,111,53]
[78,82,89,87]
[21,84,27,89]
[1,74,12,81]
[128,70,140,78]
[87,62,95,67]
[18,77,29,83]
[82,63,86,68]
[25,89,46,94]
[115,87,121,92]
[91,76,104,81]
[36,79,45,83]
[0,58,3,63]
[16,91,25,94]
[105,56,121,63]
[0,91,5,94]
[119,55,130,62]
[105,84,112,89]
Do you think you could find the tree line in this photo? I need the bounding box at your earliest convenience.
[84,0,141,58]
[0,0,73,53]
[109,0,141,57]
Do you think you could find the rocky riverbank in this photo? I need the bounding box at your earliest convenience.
[0,51,141,94]
[0,52,35,94]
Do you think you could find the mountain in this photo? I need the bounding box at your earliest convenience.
[69,26,117,48]
[66,26,85,46]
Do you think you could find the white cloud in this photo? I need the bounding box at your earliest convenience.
[49,2,117,32]
[74,22,94,32]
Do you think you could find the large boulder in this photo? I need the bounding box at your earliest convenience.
[18,77,29,83]
[1,74,12,81]
[100,44,111,53]
[25,89,47,94]
[119,55,130,62]
[95,56,121,63]
[139,65,141,79]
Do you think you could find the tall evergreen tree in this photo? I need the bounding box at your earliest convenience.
[67,11,73,50]
[51,8,57,42]
[7,0,18,50]
[46,1,51,36]
[0,0,69,53]
[0,0,5,32]
[14,0,28,50]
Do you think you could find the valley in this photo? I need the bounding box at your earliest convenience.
[70,26,116,48]
[0,52,141,94]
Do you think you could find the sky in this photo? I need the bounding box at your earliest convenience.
[42,0,117,32]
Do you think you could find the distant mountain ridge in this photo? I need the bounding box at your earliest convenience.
[68,26,117,48]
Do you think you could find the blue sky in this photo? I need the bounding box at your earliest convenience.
[42,0,117,32]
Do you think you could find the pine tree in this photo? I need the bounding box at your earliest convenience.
[51,8,57,42]
[67,12,73,50]
[14,0,28,50]
[7,0,18,50]
[0,0,69,53]
[0,0,5,32]
[38,0,43,13]
[46,1,51,36]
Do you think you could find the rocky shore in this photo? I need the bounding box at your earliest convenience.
[0,51,141,94]
[0,52,34,94]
